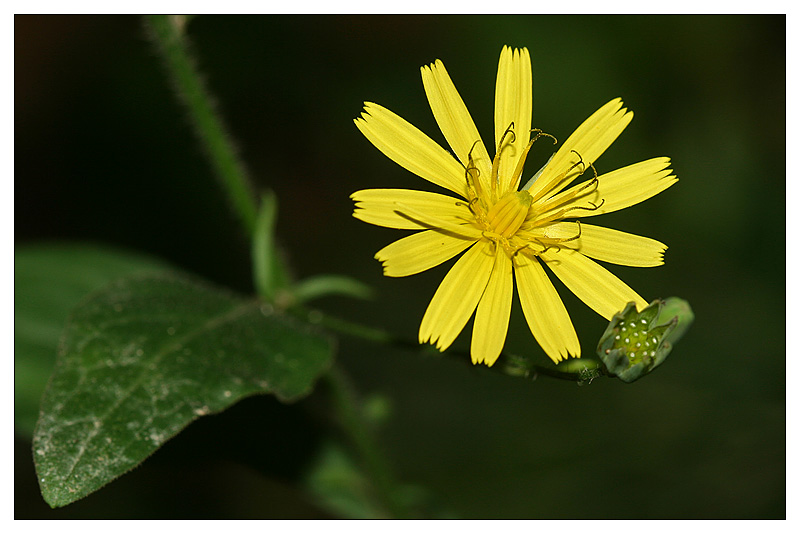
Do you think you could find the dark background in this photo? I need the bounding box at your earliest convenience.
[15,15,785,518]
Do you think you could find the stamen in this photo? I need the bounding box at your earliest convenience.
[466,140,485,200]
[454,201,481,224]
[491,122,517,200]
[393,202,483,240]
[530,129,558,145]
[530,150,586,205]
[582,199,605,211]
[509,129,558,192]
[515,220,582,258]
[468,139,482,158]
[498,122,517,148]
[536,179,597,224]
[481,230,516,257]
[470,197,488,224]
[529,199,604,227]
[546,220,582,244]
[465,163,481,199]
[517,240,552,256]
[586,159,599,181]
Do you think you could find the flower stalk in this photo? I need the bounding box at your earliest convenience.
[145,15,259,237]
[307,308,608,383]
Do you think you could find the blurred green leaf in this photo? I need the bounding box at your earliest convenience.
[33,273,334,508]
[15,243,174,437]
[292,274,374,304]
[304,440,444,519]
[304,440,386,519]
[252,190,292,301]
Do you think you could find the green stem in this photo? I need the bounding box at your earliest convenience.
[145,15,258,237]
[304,308,606,383]
[146,16,406,516]
[323,366,408,518]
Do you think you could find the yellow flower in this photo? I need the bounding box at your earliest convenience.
[351,46,677,367]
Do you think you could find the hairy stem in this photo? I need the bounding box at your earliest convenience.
[145,15,258,236]
[146,17,409,516]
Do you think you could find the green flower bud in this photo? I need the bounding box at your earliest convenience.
[658,297,695,346]
[597,298,693,383]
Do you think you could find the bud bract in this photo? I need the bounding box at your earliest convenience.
[596,298,693,383]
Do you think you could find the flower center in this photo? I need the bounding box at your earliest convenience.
[464,190,532,257]
[459,125,598,258]
[486,191,532,238]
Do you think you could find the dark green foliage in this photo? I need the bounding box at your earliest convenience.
[33,273,333,507]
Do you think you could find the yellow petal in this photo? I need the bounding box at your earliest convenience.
[539,157,678,219]
[393,202,484,240]
[541,248,647,320]
[419,241,494,352]
[593,157,678,215]
[513,254,580,363]
[529,98,632,200]
[528,222,667,267]
[355,102,468,197]
[421,59,492,189]
[494,46,532,195]
[471,250,513,366]
[375,230,477,277]
[352,188,473,230]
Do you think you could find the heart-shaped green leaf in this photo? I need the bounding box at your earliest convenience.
[15,243,174,437]
[33,273,334,508]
